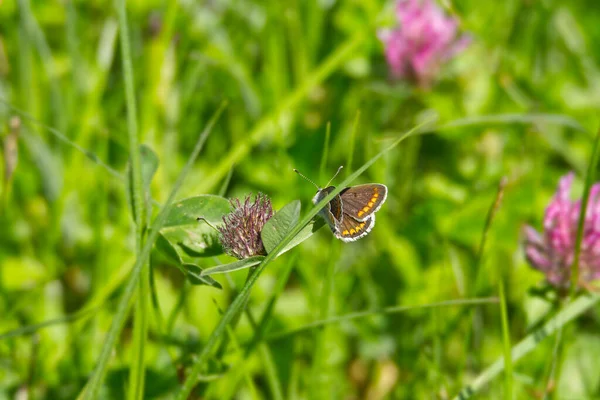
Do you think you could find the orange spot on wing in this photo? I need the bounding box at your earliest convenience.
[363,206,369,213]
[373,193,379,198]
[358,210,364,217]
[349,228,356,234]
[342,230,349,235]
[368,201,374,207]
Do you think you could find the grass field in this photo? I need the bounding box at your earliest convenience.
[1,0,600,399]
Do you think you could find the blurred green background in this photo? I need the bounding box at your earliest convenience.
[1,0,600,398]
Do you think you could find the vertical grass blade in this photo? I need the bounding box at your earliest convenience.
[345,111,360,174]
[112,0,147,398]
[319,122,331,183]
[498,280,512,400]
[571,124,600,291]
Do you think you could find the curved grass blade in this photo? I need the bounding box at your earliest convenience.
[432,113,588,133]
[0,99,122,178]
[265,297,498,342]
[0,305,103,340]
[200,256,265,277]
[79,102,227,400]
[181,263,222,288]
[175,117,436,400]
[571,125,600,290]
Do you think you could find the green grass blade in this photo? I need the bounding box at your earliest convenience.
[265,297,498,342]
[571,124,600,291]
[0,305,103,340]
[345,111,360,174]
[175,117,435,399]
[117,0,144,242]
[79,102,226,400]
[473,177,507,291]
[498,280,513,400]
[319,122,331,183]
[113,0,147,397]
[0,100,122,179]
[433,113,588,133]
[200,257,265,277]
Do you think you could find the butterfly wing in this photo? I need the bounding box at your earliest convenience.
[334,213,375,242]
[339,184,387,222]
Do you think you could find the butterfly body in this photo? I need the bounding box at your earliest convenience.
[312,184,387,242]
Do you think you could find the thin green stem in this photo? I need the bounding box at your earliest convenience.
[571,123,600,291]
[345,111,360,175]
[114,0,147,397]
[265,297,498,342]
[473,177,507,292]
[319,122,331,184]
[498,280,512,400]
[0,305,103,340]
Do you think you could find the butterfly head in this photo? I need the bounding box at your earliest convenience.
[293,166,343,202]
[312,186,336,205]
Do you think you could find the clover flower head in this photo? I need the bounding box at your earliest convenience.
[377,0,470,85]
[218,193,274,259]
[524,172,600,288]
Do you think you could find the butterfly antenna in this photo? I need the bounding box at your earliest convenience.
[325,165,344,187]
[197,217,220,233]
[293,168,320,189]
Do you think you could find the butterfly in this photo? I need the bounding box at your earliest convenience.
[294,166,387,242]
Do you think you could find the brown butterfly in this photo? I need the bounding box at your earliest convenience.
[294,166,387,242]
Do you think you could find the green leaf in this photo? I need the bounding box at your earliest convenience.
[154,232,182,265]
[200,256,265,277]
[126,144,159,224]
[160,195,231,257]
[160,226,223,257]
[261,200,301,254]
[163,195,231,227]
[155,231,222,288]
[181,263,222,289]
